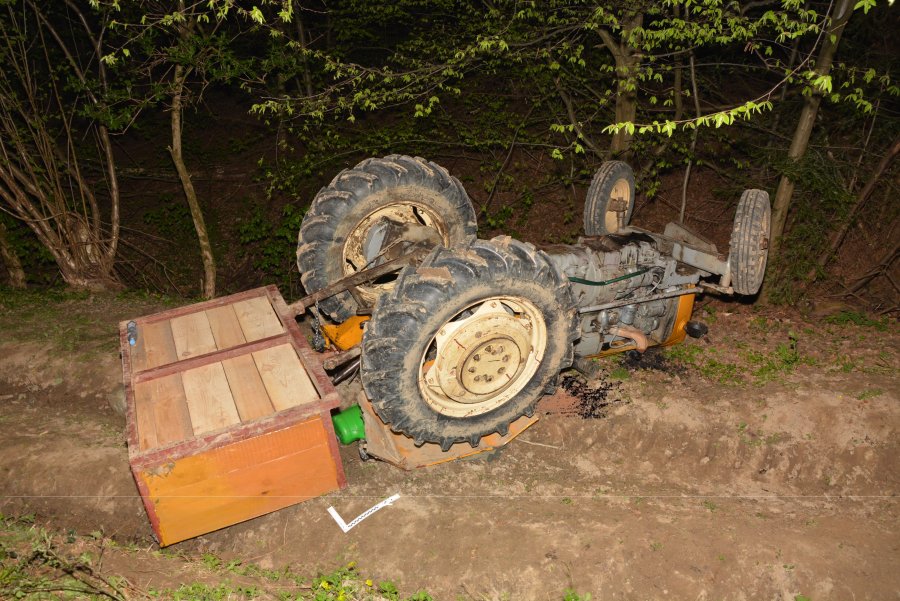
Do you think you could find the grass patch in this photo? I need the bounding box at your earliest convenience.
[856,388,884,401]
[737,424,785,448]
[0,288,178,361]
[665,344,744,385]
[608,366,630,380]
[0,513,129,601]
[665,330,818,386]
[824,310,890,331]
[1,513,594,600]
[743,334,814,385]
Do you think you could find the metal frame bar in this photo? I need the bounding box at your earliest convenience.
[577,287,703,314]
[286,245,431,316]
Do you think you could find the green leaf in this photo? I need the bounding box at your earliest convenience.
[853,0,875,14]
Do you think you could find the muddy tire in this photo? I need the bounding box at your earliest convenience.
[360,237,579,451]
[297,155,477,321]
[729,189,771,295]
[583,161,635,236]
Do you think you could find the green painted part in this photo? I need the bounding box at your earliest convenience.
[568,267,649,287]
[332,404,366,444]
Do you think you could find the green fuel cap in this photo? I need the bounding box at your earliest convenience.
[332,405,366,444]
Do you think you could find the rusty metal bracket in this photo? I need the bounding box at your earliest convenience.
[287,244,432,317]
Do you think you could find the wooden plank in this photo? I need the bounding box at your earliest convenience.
[134,374,193,450]
[221,355,276,422]
[170,311,217,360]
[181,363,241,435]
[129,323,147,374]
[267,290,338,403]
[133,384,159,451]
[234,297,284,341]
[253,344,320,411]
[140,288,271,325]
[133,334,287,386]
[153,374,194,448]
[120,321,141,454]
[206,305,247,350]
[133,321,178,371]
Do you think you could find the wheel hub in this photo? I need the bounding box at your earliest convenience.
[343,199,447,305]
[420,297,547,417]
[459,337,522,396]
[605,178,631,233]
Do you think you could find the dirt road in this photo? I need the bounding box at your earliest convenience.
[0,292,896,600]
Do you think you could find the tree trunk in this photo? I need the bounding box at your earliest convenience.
[768,0,854,265]
[0,3,120,291]
[599,14,643,158]
[295,4,314,98]
[672,5,684,122]
[680,50,702,224]
[169,64,217,299]
[0,219,26,288]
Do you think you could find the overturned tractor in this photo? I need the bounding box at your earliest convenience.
[294,155,770,453]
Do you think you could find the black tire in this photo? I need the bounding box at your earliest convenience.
[297,155,477,321]
[360,237,579,451]
[685,320,709,339]
[729,189,771,295]
[584,161,635,236]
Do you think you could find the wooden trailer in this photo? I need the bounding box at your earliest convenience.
[119,286,346,546]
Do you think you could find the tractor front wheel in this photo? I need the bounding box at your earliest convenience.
[729,189,771,295]
[583,161,635,236]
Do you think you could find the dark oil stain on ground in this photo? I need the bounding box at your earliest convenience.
[560,374,625,419]
[621,348,686,375]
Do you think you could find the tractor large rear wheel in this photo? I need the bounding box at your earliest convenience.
[297,155,477,322]
[361,237,579,450]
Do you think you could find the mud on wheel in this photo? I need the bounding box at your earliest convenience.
[297,155,477,322]
[360,237,579,451]
[729,189,771,295]
[583,161,635,236]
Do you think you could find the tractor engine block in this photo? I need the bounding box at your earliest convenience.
[542,233,701,357]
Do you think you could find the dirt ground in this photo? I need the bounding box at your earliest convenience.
[0,291,897,600]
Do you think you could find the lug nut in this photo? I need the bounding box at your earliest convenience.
[467,367,476,373]
[473,354,480,361]
[497,367,506,374]
[502,355,509,362]
[474,376,482,382]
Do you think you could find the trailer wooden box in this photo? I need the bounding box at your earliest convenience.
[119,286,346,546]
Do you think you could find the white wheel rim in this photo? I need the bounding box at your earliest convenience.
[419,296,548,418]
[343,201,447,305]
